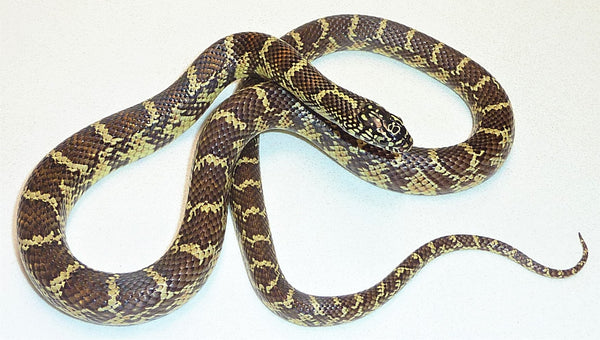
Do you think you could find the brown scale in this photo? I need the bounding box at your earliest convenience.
[16,15,586,326]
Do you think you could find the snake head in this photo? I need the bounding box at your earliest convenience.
[357,101,413,153]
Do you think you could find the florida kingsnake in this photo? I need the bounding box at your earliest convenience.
[17,15,587,325]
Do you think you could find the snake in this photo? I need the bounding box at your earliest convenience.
[16,15,587,326]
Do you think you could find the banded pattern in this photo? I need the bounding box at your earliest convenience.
[16,15,586,326]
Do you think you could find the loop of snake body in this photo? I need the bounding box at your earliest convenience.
[17,15,587,326]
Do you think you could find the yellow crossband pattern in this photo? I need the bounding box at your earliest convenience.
[284,58,310,94]
[210,109,248,130]
[186,198,225,222]
[232,178,261,192]
[239,206,267,222]
[49,262,83,296]
[20,230,63,251]
[143,267,174,301]
[98,275,121,312]
[195,153,229,171]
[313,18,330,49]
[22,189,59,216]
[403,29,417,52]
[347,15,361,42]
[430,42,446,65]
[50,150,90,173]
[186,65,204,95]
[314,88,359,109]
[373,19,388,43]
[174,242,219,265]
[91,122,122,145]
[256,36,280,79]
[239,230,272,247]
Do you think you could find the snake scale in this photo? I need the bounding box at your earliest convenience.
[17,15,587,326]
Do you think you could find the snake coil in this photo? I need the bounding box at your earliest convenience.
[17,15,586,325]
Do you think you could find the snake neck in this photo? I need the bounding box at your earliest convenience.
[177,32,411,153]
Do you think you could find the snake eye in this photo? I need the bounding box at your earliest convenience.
[386,121,403,135]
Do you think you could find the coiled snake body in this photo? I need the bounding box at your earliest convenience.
[17,15,587,325]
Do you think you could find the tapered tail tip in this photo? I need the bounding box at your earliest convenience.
[578,232,587,250]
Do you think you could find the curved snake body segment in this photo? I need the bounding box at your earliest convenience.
[229,82,587,326]
[16,15,586,325]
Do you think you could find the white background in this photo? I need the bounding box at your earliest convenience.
[1,1,598,339]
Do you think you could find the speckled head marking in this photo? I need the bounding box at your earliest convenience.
[355,99,413,153]
[17,15,585,326]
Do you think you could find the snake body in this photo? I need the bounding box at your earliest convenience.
[17,15,587,325]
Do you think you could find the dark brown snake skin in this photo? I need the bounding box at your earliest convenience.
[17,15,587,326]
